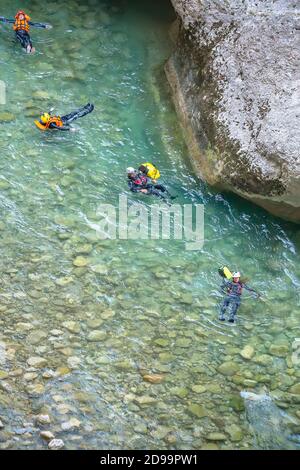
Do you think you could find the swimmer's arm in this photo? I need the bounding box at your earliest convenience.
[0,17,15,24]
[243,284,255,293]
[243,284,260,297]
[28,21,52,29]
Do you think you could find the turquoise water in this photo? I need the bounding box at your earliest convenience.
[0,0,299,450]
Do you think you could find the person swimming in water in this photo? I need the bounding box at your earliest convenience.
[34,104,95,132]
[0,10,52,54]
[219,271,259,323]
[126,167,175,204]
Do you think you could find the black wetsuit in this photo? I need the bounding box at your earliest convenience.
[62,103,94,125]
[17,22,49,50]
[15,29,32,49]
[41,104,94,131]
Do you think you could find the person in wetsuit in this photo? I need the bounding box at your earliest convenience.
[34,103,94,131]
[138,163,173,197]
[0,10,52,53]
[219,272,259,323]
[127,167,171,203]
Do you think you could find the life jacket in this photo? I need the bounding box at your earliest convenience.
[34,120,47,131]
[34,116,63,131]
[45,116,63,129]
[13,11,30,32]
[132,174,148,186]
[141,162,160,180]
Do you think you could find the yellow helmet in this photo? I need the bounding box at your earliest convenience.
[40,112,50,124]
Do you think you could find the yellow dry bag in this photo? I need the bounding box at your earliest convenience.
[218,266,233,280]
[140,162,160,180]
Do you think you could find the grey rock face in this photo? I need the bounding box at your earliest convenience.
[166,0,300,222]
[240,391,296,449]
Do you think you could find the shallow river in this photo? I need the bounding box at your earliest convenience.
[0,0,299,450]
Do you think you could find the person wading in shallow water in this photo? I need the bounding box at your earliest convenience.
[0,10,52,53]
[219,271,259,323]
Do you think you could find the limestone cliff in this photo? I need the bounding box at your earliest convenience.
[166,0,300,222]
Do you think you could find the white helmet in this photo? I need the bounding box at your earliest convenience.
[126,167,135,174]
[233,272,241,278]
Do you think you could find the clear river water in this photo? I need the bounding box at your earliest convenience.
[0,0,299,450]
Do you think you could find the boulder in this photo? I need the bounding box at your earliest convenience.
[166,0,300,222]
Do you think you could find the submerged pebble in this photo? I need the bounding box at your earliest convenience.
[0,112,16,123]
[87,331,107,342]
[48,439,65,450]
[40,431,55,441]
[27,357,47,368]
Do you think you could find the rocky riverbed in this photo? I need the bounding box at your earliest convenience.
[1,244,300,449]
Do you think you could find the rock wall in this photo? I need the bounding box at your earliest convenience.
[165,0,300,223]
